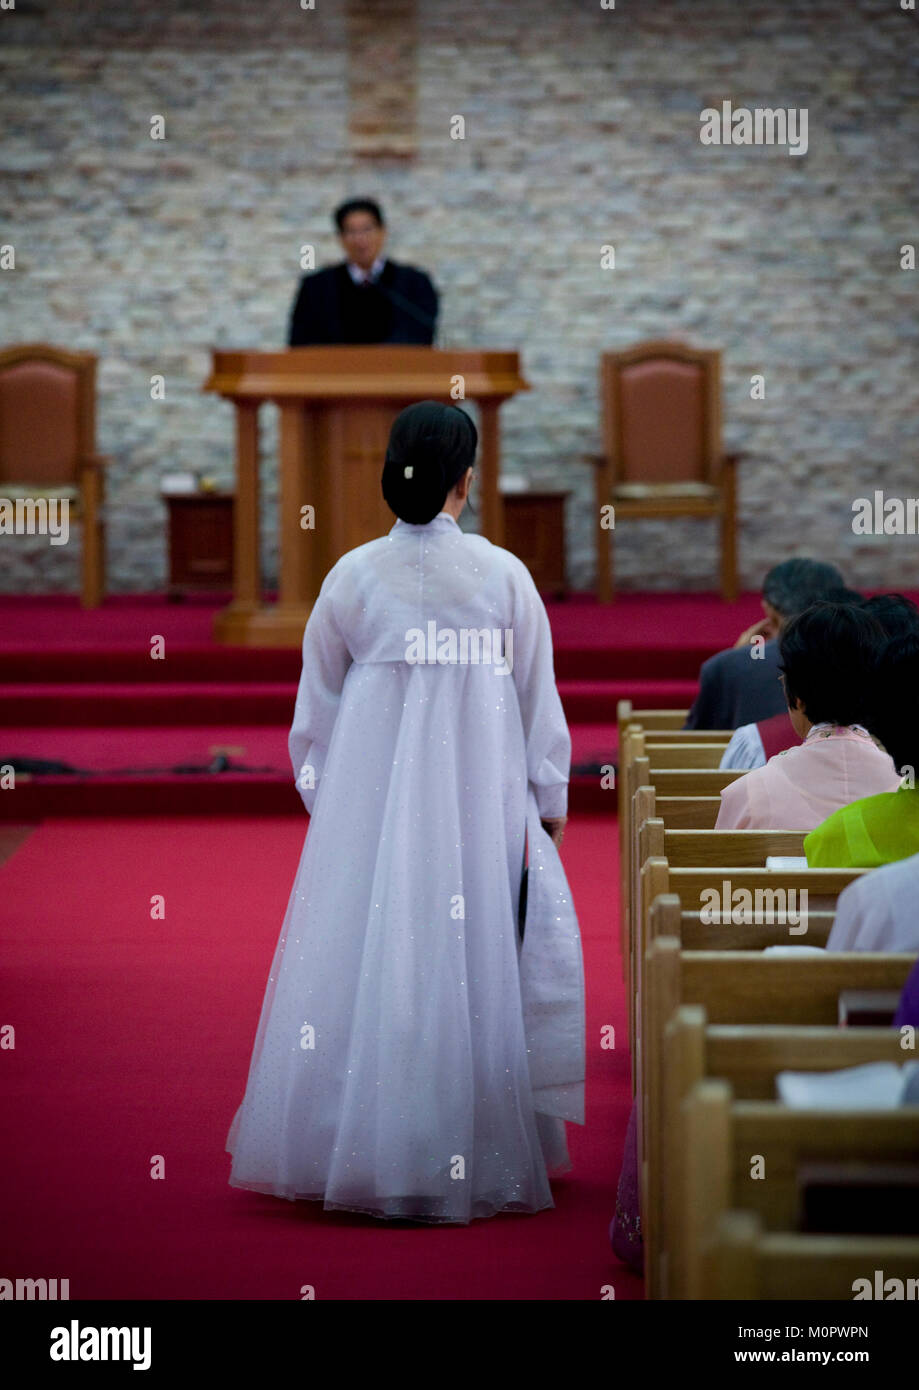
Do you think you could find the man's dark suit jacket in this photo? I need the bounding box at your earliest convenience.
[287,260,438,346]
[683,638,788,730]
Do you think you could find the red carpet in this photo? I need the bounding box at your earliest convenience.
[0,810,639,1300]
[0,589,774,819]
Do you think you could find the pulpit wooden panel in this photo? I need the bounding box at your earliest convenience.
[203,347,529,646]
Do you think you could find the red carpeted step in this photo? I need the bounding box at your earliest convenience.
[557,678,699,723]
[0,723,290,770]
[0,677,698,727]
[0,646,302,684]
[0,722,620,818]
[0,767,610,819]
[0,681,298,725]
[4,722,620,774]
[1,642,708,684]
[0,724,295,817]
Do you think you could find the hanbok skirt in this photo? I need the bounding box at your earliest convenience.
[225,660,585,1224]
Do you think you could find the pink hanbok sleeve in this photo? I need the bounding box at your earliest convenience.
[715,773,752,829]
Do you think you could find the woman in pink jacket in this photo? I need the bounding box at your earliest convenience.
[716,601,900,831]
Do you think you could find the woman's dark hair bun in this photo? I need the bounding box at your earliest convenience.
[382,400,477,525]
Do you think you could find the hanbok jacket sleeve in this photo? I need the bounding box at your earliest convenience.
[288,567,352,814]
[825,874,869,949]
[803,811,849,867]
[510,563,571,821]
[714,774,751,829]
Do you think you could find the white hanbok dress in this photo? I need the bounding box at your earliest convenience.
[226,511,585,1223]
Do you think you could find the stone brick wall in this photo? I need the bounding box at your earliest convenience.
[2,0,917,594]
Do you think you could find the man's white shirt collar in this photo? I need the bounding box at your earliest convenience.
[347,256,387,285]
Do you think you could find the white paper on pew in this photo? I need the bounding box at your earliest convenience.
[762,944,827,955]
[765,856,809,870]
[776,1061,919,1109]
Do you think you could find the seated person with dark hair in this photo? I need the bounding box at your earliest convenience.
[716,601,900,830]
[288,198,438,346]
[685,557,850,731]
[720,592,919,770]
[862,591,919,638]
[805,632,919,865]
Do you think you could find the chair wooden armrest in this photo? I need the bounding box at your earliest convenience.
[77,453,108,608]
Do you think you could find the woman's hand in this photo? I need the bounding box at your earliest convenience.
[541,816,567,849]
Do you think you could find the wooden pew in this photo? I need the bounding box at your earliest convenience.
[620,748,744,980]
[617,716,731,843]
[618,726,729,953]
[660,1003,913,1299]
[617,701,688,740]
[632,862,866,1170]
[621,786,720,997]
[679,907,835,950]
[641,917,914,1298]
[708,1210,919,1301]
[636,764,747,797]
[643,742,734,768]
[629,845,821,1074]
[632,788,722,832]
[680,1078,919,1300]
[616,704,731,749]
[641,824,807,869]
[641,861,863,933]
[620,789,722,995]
[624,787,720,1001]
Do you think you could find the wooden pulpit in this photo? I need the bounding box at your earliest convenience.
[203,347,530,646]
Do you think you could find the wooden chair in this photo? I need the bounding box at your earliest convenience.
[594,342,741,602]
[0,343,108,606]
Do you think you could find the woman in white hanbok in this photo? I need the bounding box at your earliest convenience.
[226,401,585,1224]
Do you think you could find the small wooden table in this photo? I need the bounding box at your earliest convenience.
[164,491,235,598]
[502,489,570,598]
[163,487,570,602]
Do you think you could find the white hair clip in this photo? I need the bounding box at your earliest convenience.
[404,465,413,479]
